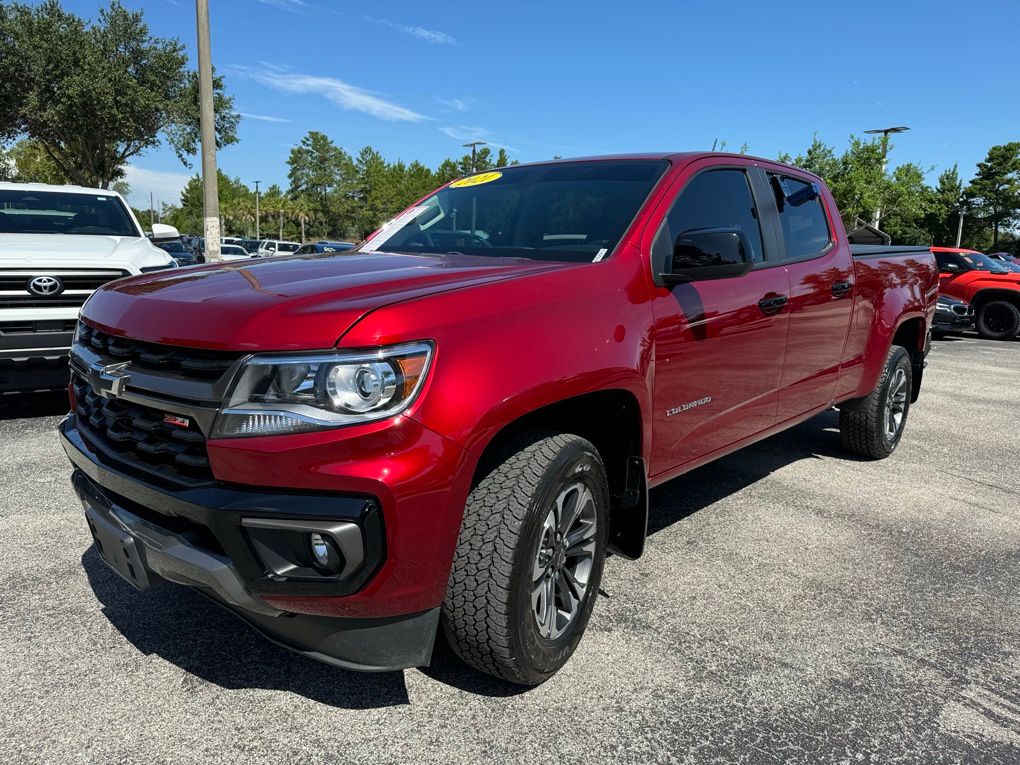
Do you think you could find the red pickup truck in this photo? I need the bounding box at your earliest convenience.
[61,153,937,685]
[931,247,1020,339]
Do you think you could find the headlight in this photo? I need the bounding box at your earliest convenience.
[212,341,433,438]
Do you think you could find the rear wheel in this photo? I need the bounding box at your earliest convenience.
[975,300,1020,340]
[442,432,609,685]
[839,345,912,459]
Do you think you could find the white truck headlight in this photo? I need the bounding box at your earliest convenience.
[213,342,433,437]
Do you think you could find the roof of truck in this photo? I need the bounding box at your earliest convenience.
[0,181,126,197]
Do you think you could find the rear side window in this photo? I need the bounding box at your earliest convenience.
[769,174,831,261]
[652,169,765,272]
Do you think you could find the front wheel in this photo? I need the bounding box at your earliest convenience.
[839,345,912,459]
[442,433,609,685]
[975,300,1020,340]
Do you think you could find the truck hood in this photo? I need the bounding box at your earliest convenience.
[0,233,172,270]
[81,250,579,350]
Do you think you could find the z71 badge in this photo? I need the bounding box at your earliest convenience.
[163,414,190,429]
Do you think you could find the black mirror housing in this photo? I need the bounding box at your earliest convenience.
[659,227,754,285]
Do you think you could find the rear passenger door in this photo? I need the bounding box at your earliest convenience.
[647,162,791,477]
[764,170,855,421]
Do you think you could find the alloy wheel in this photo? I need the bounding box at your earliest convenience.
[884,367,908,441]
[531,481,598,640]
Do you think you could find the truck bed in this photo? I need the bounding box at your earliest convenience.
[850,245,933,259]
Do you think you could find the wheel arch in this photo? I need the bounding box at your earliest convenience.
[470,388,649,560]
[891,315,927,402]
[969,288,1020,309]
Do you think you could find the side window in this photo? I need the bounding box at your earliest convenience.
[934,252,962,271]
[769,174,832,261]
[652,169,765,273]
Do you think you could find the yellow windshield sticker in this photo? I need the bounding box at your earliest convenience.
[450,171,502,188]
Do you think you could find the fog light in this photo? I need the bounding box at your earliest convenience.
[309,532,340,573]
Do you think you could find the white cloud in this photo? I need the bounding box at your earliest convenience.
[257,0,311,11]
[240,111,291,123]
[121,165,192,209]
[364,16,459,45]
[246,66,427,122]
[439,126,516,153]
[435,96,472,112]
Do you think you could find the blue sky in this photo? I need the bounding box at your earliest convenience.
[52,0,1020,209]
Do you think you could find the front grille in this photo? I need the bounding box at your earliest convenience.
[0,319,77,335]
[78,323,240,381]
[72,375,213,482]
[0,269,129,309]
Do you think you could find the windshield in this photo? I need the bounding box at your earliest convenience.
[159,241,190,253]
[361,159,668,263]
[961,252,1010,273]
[0,189,139,236]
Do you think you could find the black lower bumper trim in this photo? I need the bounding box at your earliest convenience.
[208,595,439,672]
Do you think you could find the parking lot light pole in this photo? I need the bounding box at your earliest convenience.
[955,196,966,248]
[462,141,486,173]
[863,126,910,230]
[254,180,261,241]
[196,0,221,262]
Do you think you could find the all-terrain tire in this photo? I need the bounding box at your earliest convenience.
[975,300,1020,340]
[839,345,912,460]
[441,432,609,686]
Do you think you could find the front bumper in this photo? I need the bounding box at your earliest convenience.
[0,329,72,393]
[61,417,440,671]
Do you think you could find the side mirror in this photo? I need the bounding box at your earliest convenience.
[659,227,754,285]
[942,262,961,273]
[150,223,180,240]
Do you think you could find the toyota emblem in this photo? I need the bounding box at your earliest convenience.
[28,275,63,296]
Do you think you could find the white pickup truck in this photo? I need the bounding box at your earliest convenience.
[0,182,178,394]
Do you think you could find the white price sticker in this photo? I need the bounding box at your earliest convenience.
[361,206,428,252]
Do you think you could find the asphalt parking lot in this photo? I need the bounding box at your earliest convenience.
[1,334,1018,765]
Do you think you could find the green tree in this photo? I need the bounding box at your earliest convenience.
[1,138,66,183]
[286,131,355,235]
[880,163,934,244]
[964,142,1020,248]
[923,165,964,246]
[0,0,239,188]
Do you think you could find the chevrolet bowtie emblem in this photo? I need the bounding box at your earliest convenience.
[97,361,132,398]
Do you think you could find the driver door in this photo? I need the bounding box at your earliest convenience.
[646,162,791,478]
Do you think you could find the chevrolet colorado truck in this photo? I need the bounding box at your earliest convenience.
[932,247,1020,340]
[0,183,178,394]
[60,154,937,685]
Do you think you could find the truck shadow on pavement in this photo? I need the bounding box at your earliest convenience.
[0,390,69,420]
[81,409,853,705]
[645,408,854,536]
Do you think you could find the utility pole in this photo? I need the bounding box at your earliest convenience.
[196,0,221,262]
[149,191,154,229]
[254,180,261,241]
[863,125,910,230]
[462,140,486,172]
[955,196,966,248]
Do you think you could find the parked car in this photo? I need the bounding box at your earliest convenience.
[61,153,936,684]
[0,182,177,393]
[256,239,301,258]
[987,252,1018,266]
[218,244,253,261]
[932,294,975,336]
[986,252,1020,272]
[294,241,356,255]
[156,239,200,266]
[240,238,261,254]
[932,246,1020,339]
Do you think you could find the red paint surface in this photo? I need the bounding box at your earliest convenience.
[80,152,938,619]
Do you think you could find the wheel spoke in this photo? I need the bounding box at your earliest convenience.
[544,575,558,633]
[556,570,578,617]
[565,520,596,558]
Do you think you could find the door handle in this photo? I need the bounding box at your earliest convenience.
[758,294,788,314]
[831,280,853,297]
